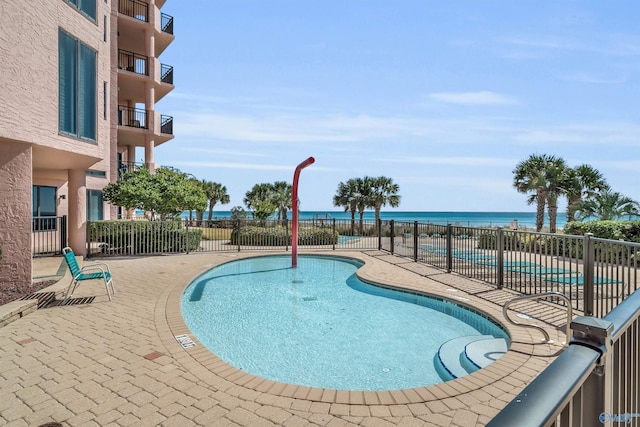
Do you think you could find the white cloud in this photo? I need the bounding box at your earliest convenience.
[428,91,517,106]
[377,156,516,168]
[514,123,640,146]
[173,161,333,172]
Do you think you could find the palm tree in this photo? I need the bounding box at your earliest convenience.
[355,181,369,235]
[564,164,608,223]
[333,178,364,235]
[573,187,639,221]
[543,157,568,233]
[201,181,230,221]
[244,183,273,210]
[513,154,568,232]
[366,176,401,222]
[270,181,292,222]
[513,154,551,232]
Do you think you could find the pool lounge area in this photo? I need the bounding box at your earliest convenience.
[0,250,569,426]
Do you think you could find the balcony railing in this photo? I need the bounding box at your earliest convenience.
[118,161,145,180]
[118,106,148,129]
[160,115,173,135]
[118,49,148,76]
[118,0,148,22]
[160,63,173,84]
[161,12,174,35]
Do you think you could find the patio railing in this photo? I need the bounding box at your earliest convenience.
[487,288,640,427]
[32,216,67,256]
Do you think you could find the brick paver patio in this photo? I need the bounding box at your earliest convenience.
[1,250,567,426]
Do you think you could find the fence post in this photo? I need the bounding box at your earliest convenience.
[61,215,68,255]
[584,233,595,316]
[571,316,613,423]
[236,220,241,252]
[332,218,336,250]
[413,221,418,261]
[185,220,190,254]
[390,220,395,255]
[497,227,504,289]
[283,218,288,251]
[130,219,135,255]
[446,224,452,273]
[377,219,382,250]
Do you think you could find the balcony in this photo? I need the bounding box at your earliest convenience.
[117,109,174,147]
[118,106,148,129]
[118,0,148,22]
[160,115,173,135]
[118,49,148,76]
[161,13,174,35]
[160,63,173,84]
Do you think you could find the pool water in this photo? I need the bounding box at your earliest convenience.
[181,255,507,391]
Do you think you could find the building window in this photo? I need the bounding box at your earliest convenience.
[103,81,107,120]
[87,190,104,221]
[59,29,97,141]
[33,185,57,231]
[65,0,96,22]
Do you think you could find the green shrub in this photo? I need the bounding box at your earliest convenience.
[231,226,289,246]
[89,220,202,253]
[297,228,339,245]
[564,220,640,242]
[230,226,339,246]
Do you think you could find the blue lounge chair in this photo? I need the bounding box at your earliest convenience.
[62,247,115,302]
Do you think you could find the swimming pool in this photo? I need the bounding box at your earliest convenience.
[181,255,508,391]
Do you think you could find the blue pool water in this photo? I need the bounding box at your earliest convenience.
[181,255,507,391]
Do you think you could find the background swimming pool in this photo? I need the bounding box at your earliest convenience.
[182,255,507,391]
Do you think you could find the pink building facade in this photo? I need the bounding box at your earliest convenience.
[0,0,174,290]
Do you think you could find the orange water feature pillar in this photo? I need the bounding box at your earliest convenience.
[292,156,315,268]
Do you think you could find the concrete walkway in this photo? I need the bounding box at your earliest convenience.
[1,250,567,426]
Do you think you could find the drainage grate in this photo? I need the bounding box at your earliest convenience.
[20,292,56,309]
[302,297,318,301]
[38,423,63,427]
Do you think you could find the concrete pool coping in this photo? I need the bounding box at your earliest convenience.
[3,250,569,426]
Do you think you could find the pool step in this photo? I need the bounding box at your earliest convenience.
[435,335,508,381]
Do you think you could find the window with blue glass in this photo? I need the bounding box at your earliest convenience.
[65,0,96,21]
[87,190,104,221]
[59,29,97,141]
[33,186,57,231]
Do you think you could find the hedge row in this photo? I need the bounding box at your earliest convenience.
[89,220,202,253]
[563,220,640,242]
[230,226,338,246]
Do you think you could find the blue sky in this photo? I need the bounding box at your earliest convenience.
[153,1,640,212]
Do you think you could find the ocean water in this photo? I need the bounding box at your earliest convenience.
[181,210,568,229]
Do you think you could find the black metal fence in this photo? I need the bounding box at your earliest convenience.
[32,216,67,257]
[85,217,639,317]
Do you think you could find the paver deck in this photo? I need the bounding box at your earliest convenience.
[1,250,569,426]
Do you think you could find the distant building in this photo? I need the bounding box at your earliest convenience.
[0,0,175,289]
